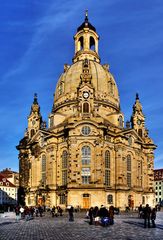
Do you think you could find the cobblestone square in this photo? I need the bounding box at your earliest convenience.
[0,211,163,240]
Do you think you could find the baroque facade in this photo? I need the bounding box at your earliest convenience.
[17,13,156,210]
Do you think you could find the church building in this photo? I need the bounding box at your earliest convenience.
[17,12,156,210]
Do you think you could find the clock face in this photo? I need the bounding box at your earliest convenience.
[32,120,36,125]
[137,119,141,125]
[83,91,89,99]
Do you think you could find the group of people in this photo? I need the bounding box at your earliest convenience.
[88,205,114,226]
[51,206,63,217]
[138,204,156,228]
[14,203,158,228]
[15,205,44,221]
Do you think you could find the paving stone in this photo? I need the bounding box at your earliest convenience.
[0,211,163,240]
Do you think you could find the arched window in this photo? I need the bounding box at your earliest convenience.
[138,129,142,137]
[127,155,131,171]
[128,195,134,208]
[41,155,46,186]
[138,160,143,187]
[107,194,113,204]
[62,150,68,186]
[58,82,64,95]
[105,151,111,186]
[127,155,131,187]
[78,36,84,51]
[83,102,89,113]
[81,146,91,184]
[108,81,114,94]
[90,36,95,51]
[119,116,123,128]
[49,117,54,128]
[82,146,91,165]
[142,196,145,205]
[30,129,35,138]
[105,151,110,168]
[59,193,66,204]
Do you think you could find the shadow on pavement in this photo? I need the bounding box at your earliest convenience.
[0,221,17,226]
[124,220,163,230]
[123,220,145,228]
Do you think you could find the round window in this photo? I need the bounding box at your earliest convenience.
[81,126,91,136]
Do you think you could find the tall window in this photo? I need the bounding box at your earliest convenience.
[41,155,46,186]
[119,116,123,128]
[108,80,114,94]
[78,36,83,51]
[83,102,89,113]
[58,82,63,95]
[107,194,113,204]
[90,36,95,51]
[49,117,54,128]
[105,151,111,186]
[59,193,66,204]
[82,146,91,165]
[138,129,142,137]
[30,129,35,138]
[138,160,143,187]
[62,150,68,186]
[81,146,91,184]
[127,155,131,187]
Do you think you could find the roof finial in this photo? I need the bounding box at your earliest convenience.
[33,93,38,104]
[85,9,88,22]
[136,93,139,100]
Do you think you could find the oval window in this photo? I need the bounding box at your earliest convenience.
[81,126,91,136]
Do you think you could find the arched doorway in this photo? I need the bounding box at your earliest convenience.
[83,193,90,209]
[128,195,134,209]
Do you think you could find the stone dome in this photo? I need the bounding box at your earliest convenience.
[53,59,120,111]
[51,13,120,121]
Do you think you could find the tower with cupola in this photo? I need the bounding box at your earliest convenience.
[27,93,42,139]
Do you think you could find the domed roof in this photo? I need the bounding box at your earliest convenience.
[77,11,96,32]
[53,60,120,110]
[77,19,96,32]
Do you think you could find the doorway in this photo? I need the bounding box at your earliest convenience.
[83,193,90,209]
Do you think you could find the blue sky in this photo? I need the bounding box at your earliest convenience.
[0,0,163,172]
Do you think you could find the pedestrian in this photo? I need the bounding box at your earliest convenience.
[19,206,24,219]
[108,205,114,225]
[88,207,94,225]
[143,204,151,228]
[38,205,43,217]
[24,206,30,221]
[15,206,20,221]
[93,206,100,226]
[57,206,63,216]
[99,205,109,218]
[67,206,74,221]
[35,207,39,217]
[151,208,156,228]
[54,206,58,217]
[51,206,55,217]
[138,204,143,218]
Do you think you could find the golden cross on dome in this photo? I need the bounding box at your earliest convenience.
[85,9,88,21]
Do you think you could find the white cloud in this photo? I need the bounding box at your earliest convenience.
[2,1,82,81]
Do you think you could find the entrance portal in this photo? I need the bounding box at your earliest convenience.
[83,193,90,209]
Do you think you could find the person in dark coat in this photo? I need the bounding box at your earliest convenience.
[151,208,156,228]
[88,207,94,225]
[68,206,74,221]
[99,205,109,218]
[143,204,151,228]
[108,205,114,225]
[138,204,143,218]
